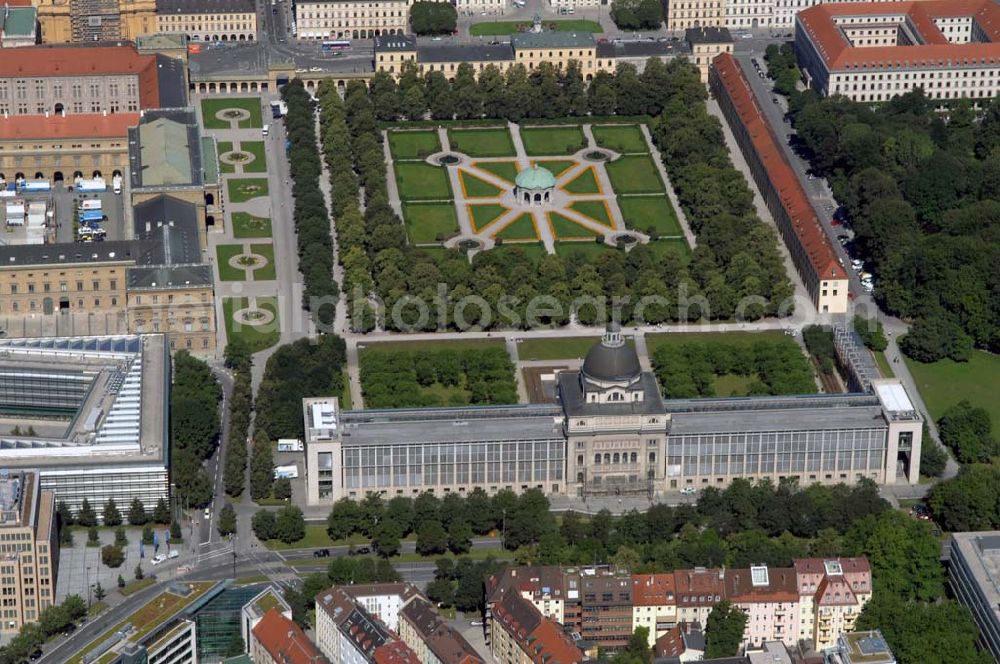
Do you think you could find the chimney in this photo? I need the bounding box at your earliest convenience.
[103,110,107,116]
[146,222,151,232]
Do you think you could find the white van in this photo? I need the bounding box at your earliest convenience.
[262,124,270,137]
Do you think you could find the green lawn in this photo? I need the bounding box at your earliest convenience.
[395,162,453,200]
[606,155,665,194]
[521,125,586,156]
[563,168,600,194]
[518,336,602,360]
[646,330,787,353]
[232,212,272,239]
[497,213,538,240]
[549,212,598,238]
[469,19,602,36]
[618,195,682,236]
[469,204,508,232]
[223,297,280,353]
[249,243,276,280]
[240,141,268,173]
[217,141,235,174]
[647,238,691,258]
[201,97,263,129]
[905,350,1000,432]
[489,243,548,263]
[534,159,576,177]
[389,130,441,159]
[448,128,516,157]
[403,202,460,243]
[460,171,504,198]
[474,160,519,183]
[227,178,270,203]
[216,244,250,281]
[261,525,370,551]
[570,200,613,227]
[592,125,649,153]
[875,351,894,378]
[361,338,506,353]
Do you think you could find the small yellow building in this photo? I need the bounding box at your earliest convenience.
[685,26,734,82]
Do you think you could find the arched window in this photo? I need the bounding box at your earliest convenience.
[603,454,610,464]
[613,453,620,464]
[594,454,601,465]
[630,453,637,463]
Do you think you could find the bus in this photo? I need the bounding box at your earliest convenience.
[321,39,350,51]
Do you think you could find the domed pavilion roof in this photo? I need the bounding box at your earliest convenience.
[581,322,642,383]
[515,165,556,190]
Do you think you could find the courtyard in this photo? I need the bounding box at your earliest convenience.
[385,122,691,257]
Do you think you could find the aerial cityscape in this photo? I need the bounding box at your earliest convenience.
[0,0,997,661]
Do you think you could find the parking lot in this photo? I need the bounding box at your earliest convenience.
[1,184,126,246]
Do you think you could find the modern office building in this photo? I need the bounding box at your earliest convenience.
[80,582,223,664]
[795,0,1000,103]
[156,0,257,42]
[303,327,921,506]
[0,334,170,516]
[0,470,58,640]
[948,531,1000,661]
[487,559,870,654]
[824,631,896,664]
[711,52,850,314]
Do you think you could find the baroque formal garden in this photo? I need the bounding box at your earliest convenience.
[386,121,690,257]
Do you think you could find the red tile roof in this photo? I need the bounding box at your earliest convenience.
[0,113,139,141]
[712,53,846,281]
[0,45,161,109]
[373,641,421,664]
[673,568,725,605]
[1,0,33,6]
[797,0,1000,71]
[493,594,583,664]
[631,574,675,606]
[252,608,329,664]
[724,568,799,604]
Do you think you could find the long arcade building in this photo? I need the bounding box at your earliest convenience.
[303,326,921,505]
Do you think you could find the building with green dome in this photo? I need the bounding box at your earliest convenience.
[515,165,556,206]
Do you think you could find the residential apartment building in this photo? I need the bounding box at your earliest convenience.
[316,584,478,664]
[0,471,57,640]
[795,0,1000,104]
[295,0,407,40]
[399,597,483,664]
[250,607,329,664]
[487,560,871,655]
[156,0,257,42]
[685,26,733,82]
[949,531,1000,661]
[666,0,725,31]
[711,52,851,315]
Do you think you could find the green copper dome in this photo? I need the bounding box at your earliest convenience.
[515,165,556,190]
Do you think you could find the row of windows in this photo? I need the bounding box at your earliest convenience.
[0,296,118,313]
[0,102,138,115]
[8,279,117,293]
[299,11,404,18]
[159,13,255,21]
[0,80,138,100]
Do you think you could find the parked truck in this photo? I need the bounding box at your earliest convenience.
[80,199,102,211]
[270,100,288,119]
[112,174,123,195]
[75,177,106,193]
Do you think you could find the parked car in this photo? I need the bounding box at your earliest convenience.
[680,487,697,496]
[313,549,331,558]
[151,554,167,566]
[204,507,211,519]
[912,504,932,521]
[470,620,484,626]
[168,550,180,559]
[29,650,42,661]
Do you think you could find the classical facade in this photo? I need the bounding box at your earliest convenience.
[685,25,733,82]
[666,0,725,31]
[795,0,1000,103]
[295,0,407,40]
[155,0,257,42]
[711,53,850,314]
[302,326,922,507]
[0,471,58,640]
[33,0,154,42]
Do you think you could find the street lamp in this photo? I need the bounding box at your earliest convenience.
[85,566,91,608]
[501,509,506,550]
